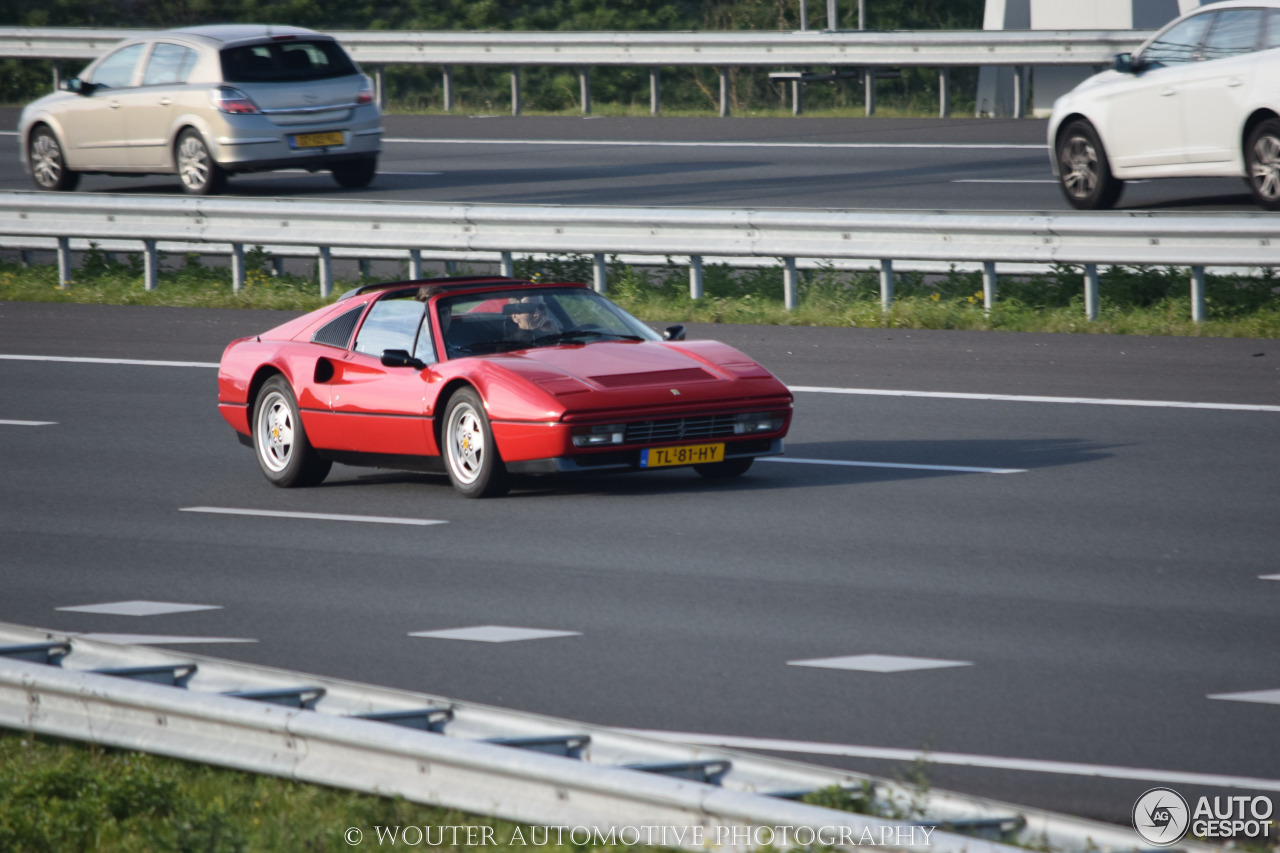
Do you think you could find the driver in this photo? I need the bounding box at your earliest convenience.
[508,295,558,342]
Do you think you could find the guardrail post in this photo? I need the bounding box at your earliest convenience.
[579,68,591,115]
[318,247,333,298]
[826,0,838,29]
[500,251,514,278]
[791,76,804,116]
[359,259,372,280]
[784,257,799,311]
[52,61,62,91]
[1191,265,1206,323]
[270,256,283,277]
[649,67,661,114]
[799,0,808,30]
[143,240,158,291]
[865,68,876,116]
[374,67,385,110]
[880,259,895,310]
[939,68,951,118]
[446,261,458,276]
[983,261,997,313]
[231,243,245,293]
[57,237,70,288]
[593,253,607,293]
[1084,263,1099,321]
[690,255,704,300]
[21,250,33,268]
[510,68,522,116]
[1013,66,1025,119]
[409,249,423,279]
[442,66,454,111]
[718,68,730,118]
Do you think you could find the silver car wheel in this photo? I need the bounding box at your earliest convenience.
[1250,133,1280,202]
[177,133,213,191]
[445,401,485,486]
[255,389,295,474]
[1060,136,1099,200]
[30,133,64,188]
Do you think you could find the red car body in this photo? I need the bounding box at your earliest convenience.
[217,277,792,497]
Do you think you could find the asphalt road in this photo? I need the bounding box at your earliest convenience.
[0,108,1264,211]
[2,301,1278,829]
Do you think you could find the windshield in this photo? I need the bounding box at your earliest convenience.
[437,287,661,358]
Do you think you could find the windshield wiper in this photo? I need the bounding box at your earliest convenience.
[529,330,645,346]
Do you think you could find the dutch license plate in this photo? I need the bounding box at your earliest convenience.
[291,131,343,149]
[640,443,725,468]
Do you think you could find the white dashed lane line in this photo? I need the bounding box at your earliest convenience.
[791,386,1280,413]
[0,419,56,426]
[74,633,257,645]
[180,507,448,526]
[762,457,1025,474]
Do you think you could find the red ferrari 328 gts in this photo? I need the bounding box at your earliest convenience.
[217,276,793,497]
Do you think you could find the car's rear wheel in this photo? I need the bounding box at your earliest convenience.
[28,125,79,192]
[1056,120,1123,210]
[1245,118,1280,211]
[176,129,226,196]
[694,457,754,479]
[442,387,509,498]
[253,376,331,487]
[331,157,377,189]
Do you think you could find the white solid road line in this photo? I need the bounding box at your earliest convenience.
[791,385,1280,413]
[762,457,1026,474]
[180,507,447,526]
[6,354,1276,413]
[0,419,56,426]
[384,137,1043,151]
[621,730,1280,793]
[75,633,257,645]
[0,354,219,368]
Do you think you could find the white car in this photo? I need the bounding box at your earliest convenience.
[19,24,382,195]
[1049,0,1280,210]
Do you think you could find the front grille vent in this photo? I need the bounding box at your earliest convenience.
[624,413,740,444]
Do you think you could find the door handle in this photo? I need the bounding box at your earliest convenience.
[1227,77,1244,88]
[109,99,121,109]
[1160,87,1177,97]
[158,97,172,105]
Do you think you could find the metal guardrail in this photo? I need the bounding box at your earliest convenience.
[1,192,1273,322]
[0,26,1148,117]
[0,621,1220,853]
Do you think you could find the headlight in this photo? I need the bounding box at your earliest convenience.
[572,424,627,447]
[733,411,786,435]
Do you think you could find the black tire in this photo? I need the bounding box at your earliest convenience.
[28,125,80,192]
[1244,118,1280,212]
[252,376,331,487]
[331,157,377,189]
[694,456,754,479]
[175,128,226,196]
[441,387,509,498]
[1056,120,1123,210]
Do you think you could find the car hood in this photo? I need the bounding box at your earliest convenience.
[481,340,789,407]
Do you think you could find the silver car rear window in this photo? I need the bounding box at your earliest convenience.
[220,40,357,83]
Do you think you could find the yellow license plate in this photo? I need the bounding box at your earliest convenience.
[291,131,343,149]
[640,443,725,468]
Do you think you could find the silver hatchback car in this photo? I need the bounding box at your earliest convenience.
[19,24,382,195]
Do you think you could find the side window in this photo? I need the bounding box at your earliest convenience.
[1142,13,1215,67]
[142,43,198,86]
[1265,10,1280,50]
[1202,9,1264,61]
[311,304,365,349]
[353,298,429,361]
[89,43,147,89]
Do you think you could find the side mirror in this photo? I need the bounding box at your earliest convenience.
[1114,53,1135,74]
[61,78,93,95]
[663,324,686,341]
[380,349,426,369]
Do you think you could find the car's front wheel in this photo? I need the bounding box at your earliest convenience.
[176,129,226,196]
[1245,118,1280,211]
[253,376,331,487]
[442,387,509,498]
[1056,120,1123,210]
[331,157,377,189]
[28,125,80,192]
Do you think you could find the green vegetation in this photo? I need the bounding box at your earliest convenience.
[3,248,1278,338]
[0,0,984,116]
[0,729,660,852]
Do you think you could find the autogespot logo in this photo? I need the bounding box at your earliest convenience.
[1134,787,1191,846]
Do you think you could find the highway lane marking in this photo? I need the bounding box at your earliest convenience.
[5,355,1276,413]
[621,730,1280,793]
[952,179,1058,184]
[1261,574,1280,581]
[385,137,1043,151]
[791,385,1280,413]
[1208,688,1280,706]
[74,633,257,645]
[58,600,221,616]
[180,507,447,526]
[762,457,1025,474]
[1,419,56,426]
[0,354,219,368]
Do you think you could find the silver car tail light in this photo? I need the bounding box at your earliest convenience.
[210,86,261,115]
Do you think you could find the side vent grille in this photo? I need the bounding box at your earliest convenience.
[311,306,365,349]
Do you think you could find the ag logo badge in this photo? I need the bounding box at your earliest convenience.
[1133,787,1190,846]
